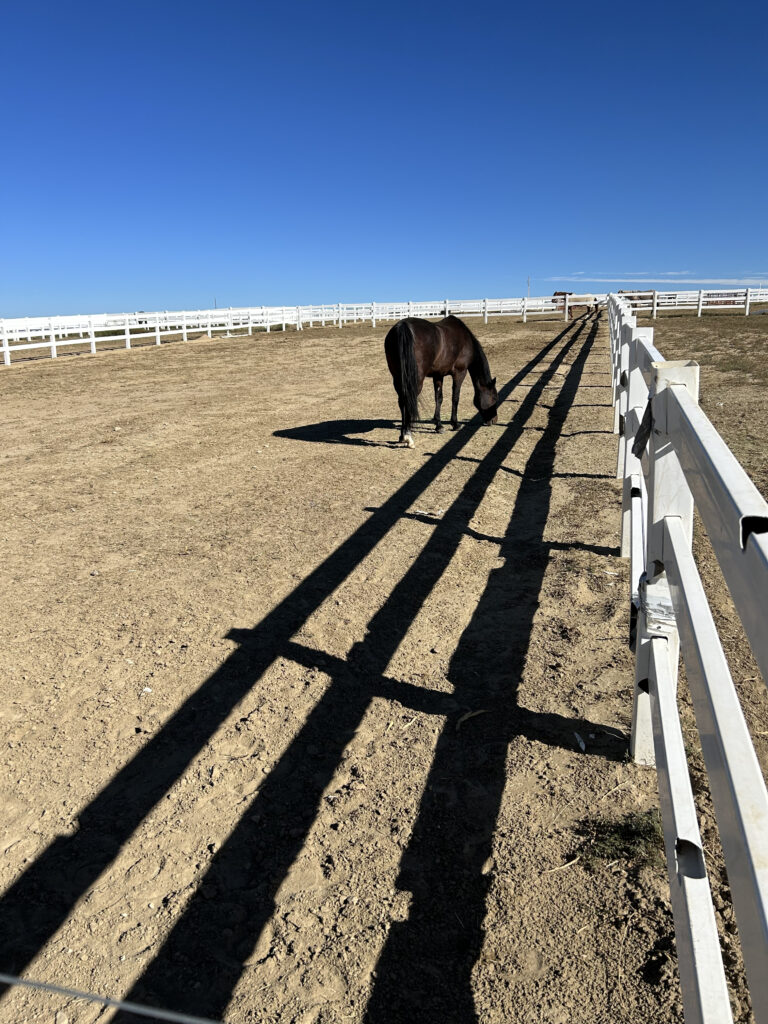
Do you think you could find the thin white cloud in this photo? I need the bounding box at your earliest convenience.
[546,275,768,286]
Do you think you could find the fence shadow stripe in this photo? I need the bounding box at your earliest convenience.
[110,321,611,1021]
[0,323,580,1002]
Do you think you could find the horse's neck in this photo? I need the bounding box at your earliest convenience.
[467,340,490,388]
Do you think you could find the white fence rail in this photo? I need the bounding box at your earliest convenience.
[0,294,605,367]
[610,292,768,1024]
[3,287,765,368]
[618,287,768,317]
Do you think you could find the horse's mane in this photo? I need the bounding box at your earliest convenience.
[460,319,493,385]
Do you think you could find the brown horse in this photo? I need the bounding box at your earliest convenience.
[384,315,498,448]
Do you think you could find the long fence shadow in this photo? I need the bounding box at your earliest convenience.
[0,315,612,1024]
[363,315,613,1023]
[108,315,611,1021]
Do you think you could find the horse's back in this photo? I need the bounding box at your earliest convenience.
[385,315,475,379]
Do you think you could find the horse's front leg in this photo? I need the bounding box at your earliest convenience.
[450,370,466,430]
[432,377,444,433]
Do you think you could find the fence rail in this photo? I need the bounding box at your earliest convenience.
[610,292,768,1024]
[4,287,763,368]
[618,286,768,317]
[0,294,605,366]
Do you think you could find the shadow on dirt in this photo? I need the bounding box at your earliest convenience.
[273,418,394,446]
[0,315,621,1024]
[362,314,621,1022]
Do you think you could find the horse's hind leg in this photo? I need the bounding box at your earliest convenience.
[432,378,445,433]
[397,395,415,448]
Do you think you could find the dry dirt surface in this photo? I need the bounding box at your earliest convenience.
[2,311,714,1024]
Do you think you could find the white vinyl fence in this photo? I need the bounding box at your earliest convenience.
[3,287,766,369]
[618,286,768,317]
[610,292,768,1024]
[0,294,604,367]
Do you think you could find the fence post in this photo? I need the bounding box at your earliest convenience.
[182,313,188,343]
[620,325,655,558]
[444,298,449,317]
[264,306,270,333]
[50,319,57,359]
[124,317,131,349]
[88,316,96,353]
[697,290,704,317]
[282,307,286,332]
[338,303,342,328]
[564,295,569,322]
[1,321,9,366]
[745,288,751,316]
[615,322,632,479]
[630,359,699,766]
[155,315,161,345]
[652,290,658,319]
[522,297,527,323]
[483,298,488,324]
[371,302,376,328]
[296,306,301,331]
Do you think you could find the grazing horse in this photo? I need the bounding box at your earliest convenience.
[384,315,498,448]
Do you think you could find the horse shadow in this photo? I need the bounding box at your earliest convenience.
[273,418,393,446]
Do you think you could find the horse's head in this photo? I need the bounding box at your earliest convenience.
[474,377,498,424]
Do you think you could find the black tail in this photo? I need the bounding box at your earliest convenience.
[395,320,420,430]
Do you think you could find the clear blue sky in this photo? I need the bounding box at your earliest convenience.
[2,0,766,317]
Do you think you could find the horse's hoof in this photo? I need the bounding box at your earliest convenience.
[405,434,415,449]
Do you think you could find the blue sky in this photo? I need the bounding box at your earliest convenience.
[2,0,766,317]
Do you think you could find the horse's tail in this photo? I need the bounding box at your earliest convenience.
[395,319,420,426]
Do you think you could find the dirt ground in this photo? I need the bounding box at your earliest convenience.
[0,309,762,1023]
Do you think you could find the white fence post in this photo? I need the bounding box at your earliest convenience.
[182,313,188,343]
[619,325,655,557]
[49,320,57,359]
[615,319,636,478]
[631,360,699,766]
[89,316,96,354]
[155,315,161,346]
[652,290,658,319]
[1,321,9,366]
[745,287,751,316]
[697,290,704,317]
[371,302,376,328]
[124,317,131,350]
[564,295,569,322]
[522,297,527,323]
[483,298,488,324]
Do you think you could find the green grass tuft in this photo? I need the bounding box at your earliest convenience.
[576,809,664,872]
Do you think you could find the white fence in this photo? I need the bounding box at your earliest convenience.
[3,287,766,368]
[617,286,768,317]
[610,293,768,1023]
[0,294,604,367]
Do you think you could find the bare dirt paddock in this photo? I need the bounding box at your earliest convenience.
[2,310,754,1024]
